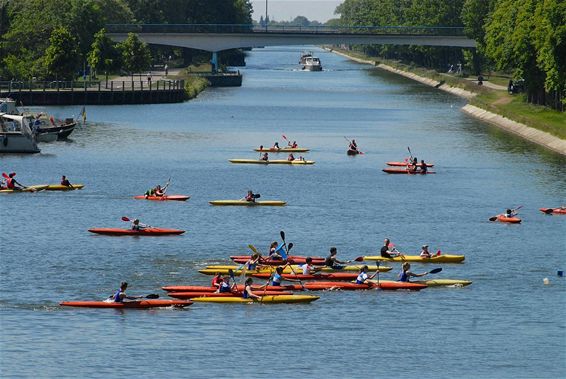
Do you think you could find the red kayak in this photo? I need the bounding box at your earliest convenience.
[88,227,185,236]
[162,285,291,293]
[382,168,436,174]
[251,272,358,281]
[230,255,326,266]
[134,195,190,201]
[60,299,192,308]
[386,161,434,167]
[494,215,521,224]
[168,291,293,299]
[540,207,566,215]
[377,282,427,291]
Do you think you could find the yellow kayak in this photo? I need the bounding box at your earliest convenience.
[229,159,315,165]
[191,295,319,304]
[45,184,85,191]
[363,255,465,263]
[0,184,48,193]
[367,279,472,287]
[209,200,286,206]
[200,265,393,275]
[254,147,310,153]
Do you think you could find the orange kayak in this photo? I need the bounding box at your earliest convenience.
[382,168,435,174]
[168,291,293,299]
[162,285,290,292]
[386,161,434,167]
[540,208,566,215]
[134,195,190,201]
[251,272,358,281]
[495,215,521,224]
[88,227,185,236]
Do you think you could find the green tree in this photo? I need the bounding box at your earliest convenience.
[118,32,151,79]
[88,28,121,83]
[44,27,80,80]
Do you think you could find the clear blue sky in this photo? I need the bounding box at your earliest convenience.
[250,0,344,23]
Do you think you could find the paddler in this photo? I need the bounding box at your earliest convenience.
[60,175,74,188]
[245,253,262,270]
[269,241,283,260]
[291,141,298,148]
[5,172,24,190]
[243,278,262,299]
[325,247,350,270]
[420,160,428,174]
[300,257,319,275]
[112,282,141,302]
[244,190,260,202]
[419,245,432,258]
[260,152,269,161]
[272,142,280,150]
[380,238,403,259]
[287,153,295,161]
[349,139,358,152]
[504,208,517,218]
[355,265,378,284]
[217,271,236,293]
[131,219,148,231]
[398,262,430,282]
[211,272,223,289]
[271,266,302,286]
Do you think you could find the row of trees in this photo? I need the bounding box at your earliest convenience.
[334,0,565,111]
[0,0,253,81]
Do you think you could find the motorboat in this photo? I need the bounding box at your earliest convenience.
[303,56,322,71]
[299,51,313,64]
[0,113,41,154]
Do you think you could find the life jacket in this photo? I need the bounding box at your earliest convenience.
[398,269,409,282]
[356,272,368,284]
[113,289,124,302]
[7,178,15,189]
[272,273,282,286]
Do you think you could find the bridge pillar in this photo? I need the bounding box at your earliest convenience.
[210,52,218,73]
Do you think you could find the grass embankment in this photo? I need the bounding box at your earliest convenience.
[170,63,211,100]
[330,47,565,140]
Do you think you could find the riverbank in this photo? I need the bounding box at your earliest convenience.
[325,47,566,155]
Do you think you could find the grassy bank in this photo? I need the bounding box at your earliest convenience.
[170,64,211,100]
[330,47,565,140]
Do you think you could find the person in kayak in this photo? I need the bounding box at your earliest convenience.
[325,247,349,270]
[131,219,148,231]
[300,257,319,275]
[217,271,236,293]
[6,172,24,190]
[349,139,358,152]
[245,253,262,270]
[291,141,298,148]
[398,262,429,282]
[112,282,141,302]
[419,245,432,258]
[272,142,280,149]
[211,272,223,289]
[60,175,74,188]
[420,160,428,174]
[504,208,517,218]
[244,190,260,202]
[380,238,403,258]
[287,153,295,161]
[243,278,261,299]
[355,265,378,284]
[260,152,269,161]
[271,266,302,286]
[269,241,283,260]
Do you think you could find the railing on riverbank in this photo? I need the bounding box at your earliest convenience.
[0,79,186,105]
[106,23,466,36]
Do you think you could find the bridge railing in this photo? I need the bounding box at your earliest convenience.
[106,24,466,36]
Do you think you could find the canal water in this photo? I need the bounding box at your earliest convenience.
[1,46,564,378]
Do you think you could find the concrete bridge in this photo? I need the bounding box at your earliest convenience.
[106,24,475,72]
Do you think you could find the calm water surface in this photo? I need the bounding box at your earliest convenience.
[1,47,565,379]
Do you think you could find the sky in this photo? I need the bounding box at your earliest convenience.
[250,0,344,23]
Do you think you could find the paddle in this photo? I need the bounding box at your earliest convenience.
[353,256,364,262]
[162,177,171,195]
[280,231,304,289]
[407,146,413,161]
[121,216,151,229]
[489,205,523,221]
[428,268,442,274]
[2,172,29,190]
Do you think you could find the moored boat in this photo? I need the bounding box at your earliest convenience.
[0,113,40,154]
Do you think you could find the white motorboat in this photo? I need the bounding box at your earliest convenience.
[299,51,313,64]
[303,56,322,71]
[0,113,41,154]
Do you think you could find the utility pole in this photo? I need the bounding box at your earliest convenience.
[265,0,268,31]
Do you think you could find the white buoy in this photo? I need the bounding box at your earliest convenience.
[543,278,550,285]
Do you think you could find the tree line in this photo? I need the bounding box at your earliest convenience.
[334,0,565,111]
[0,0,252,81]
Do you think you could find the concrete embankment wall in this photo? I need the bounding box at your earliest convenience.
[327,47,564,155]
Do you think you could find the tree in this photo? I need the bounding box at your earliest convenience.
[44,27,80,80]
[88,28,121,84]
[118,33,151,79]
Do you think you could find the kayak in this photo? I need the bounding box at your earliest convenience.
[539,207,566,215]
[200,265,393,275]
[88,227,185,236]
[254,147,310,153]
[347,150,360,156]
[382,168,435,174]
[162,285,294,293]
[368,279,471,287]
[134,195,190,201]
[168,291,293,299]
[229,159,315,165]
[386,161,434,167]
[251,272,359,281]
[209,200,286,206]
[374,282,427,291]
[45,184,85,191]
[363,254,465,263]
[230,255,326,265]
[60,299,192,308]
[0,184,49,193]
[495,215,521,224]
[191,295,319,304]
